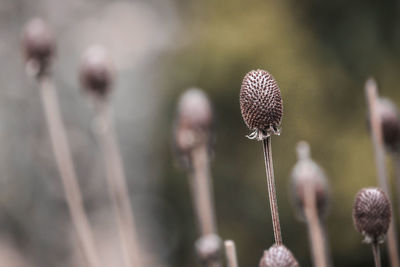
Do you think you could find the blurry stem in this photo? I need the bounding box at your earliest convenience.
[393,153,400,217]
[262,137,282,245]
[372,242,381,267]
[304,183,328,267]
[366,79,400,267]
[94,100,142,267]
[38,75,100,267]
[224,240,239,267]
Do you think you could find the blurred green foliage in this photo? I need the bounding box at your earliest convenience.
[159,0,400,266]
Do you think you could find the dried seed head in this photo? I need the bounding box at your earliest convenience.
[259,245,300,267]
[240,69,283,140]
[22,18,55,76]
[80,45,114,97]
[377,98,400,152]
[290,141,330,220]
[353,188,391,243]
[195,234,222,265]
[174,88,213,155]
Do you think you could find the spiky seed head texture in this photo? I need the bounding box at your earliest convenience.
[80,45,114,97]
[377,98,400,152]
[22,18,55,75]
[195,234,222,265]
[290,141,330,220]
[259,245,300,267]
[174,88,213,154]
[353,188,391,243]
[240,69,283,140]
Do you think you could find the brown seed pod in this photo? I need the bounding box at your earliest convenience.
[259,245,300,267]
[240,69,283,140]
[377,98,400,153]
[174,88,213,154]
[353,188,391,243]
[290,141,330,220]
[79,45,114,97]
[195,234,222,265]
[22,18,55,76]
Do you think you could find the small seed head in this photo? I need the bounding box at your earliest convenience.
[174,88,213,154]
[290,141,330,220]
[353,188,391,243]
[80,45,114,97]
[377,98,400,152]
[259,245,300,267]
[240,69,283,140]
[22,18,55,76]
[195,234,222,265]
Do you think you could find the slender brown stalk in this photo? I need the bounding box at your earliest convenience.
[372,242,382,267]
[365,78,400,267]
[393,153,400,217]
[304,182,328,267]
[38,75,100,267]
[224,240,239,267]
[93,100,142,267]
[262,137,282,245]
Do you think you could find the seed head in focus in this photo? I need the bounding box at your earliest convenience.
[377,98,400,152]
[80,45,114,97]
[240,69,283,140]
[259,245,300,267]
[353,188,391,243]
[22,18,55,76]
[195,234,222,265]
[290,141,330,220]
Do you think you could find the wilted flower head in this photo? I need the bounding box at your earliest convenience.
[353,188,391,243]
[290,141,330,220]
[80,45,114,97]
[195,234,221,265]
[240,69,283,140]
[22,18,55,76]
[377,98,400,152]
[259,245,299,267]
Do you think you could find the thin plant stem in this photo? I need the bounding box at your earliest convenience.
[262,137,282,245]
[372,242,381,267]
[38,75,100,267]
[393,153,400,218]
[366,79,400,267]
[94,100,142,267]
[224,240,239,267]
[304,182,328,267]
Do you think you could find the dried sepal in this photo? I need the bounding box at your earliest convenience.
[259,245,300,267]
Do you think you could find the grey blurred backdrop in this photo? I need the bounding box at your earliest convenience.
[1,0,400,266]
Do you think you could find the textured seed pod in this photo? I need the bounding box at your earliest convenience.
[174,88,213,155]
[353,188,391,243]
[22,18,55,75]
[195,234,222,265]
[240,69,283,140]
[377,98,400,152]
[259,245,300,267]
[80,45,114,97]
[290,141,330,220]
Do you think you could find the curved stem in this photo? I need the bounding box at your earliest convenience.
[262,137,282,245]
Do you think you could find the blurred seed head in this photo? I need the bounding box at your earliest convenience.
[259,245,299,267]
[195,234,222,265]
[80,45,114,98]
[290,141,330,221]
[377,98,400,153]
[240,69,283,140]
[174,88,213,158]
[353,188,391,244]
[22,18,55,77]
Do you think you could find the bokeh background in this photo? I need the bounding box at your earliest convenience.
[1,0,400,266]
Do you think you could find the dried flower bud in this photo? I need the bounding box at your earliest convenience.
[377,98,400,152]
[195,234,222,265]
[353,188,391,243]
[240,69,283,140]
[22,18,55,76]
[80,45,114,97]
[259,245,300,267]
[290,141,330,220]
[174,88,213,155]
